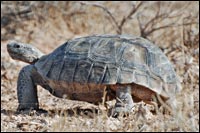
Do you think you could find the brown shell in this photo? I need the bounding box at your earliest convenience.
[35,35,181,99]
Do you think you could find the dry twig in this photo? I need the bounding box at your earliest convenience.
[137,2,198,38]
[79,1,143,34]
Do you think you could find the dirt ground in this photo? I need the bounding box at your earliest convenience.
[1,1,199,132]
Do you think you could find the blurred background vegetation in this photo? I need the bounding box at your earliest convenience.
[1,1,199,48]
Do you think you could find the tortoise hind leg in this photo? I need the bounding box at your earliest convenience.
[17,65,39,111]
[113,85,134,117]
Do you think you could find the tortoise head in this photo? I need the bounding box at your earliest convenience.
[7,41,44,64]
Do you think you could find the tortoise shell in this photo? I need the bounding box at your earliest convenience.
[34,35,181,101]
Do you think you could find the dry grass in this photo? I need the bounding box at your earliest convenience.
[1,1,199,132]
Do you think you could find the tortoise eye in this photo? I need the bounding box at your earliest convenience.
[14,44,20,48]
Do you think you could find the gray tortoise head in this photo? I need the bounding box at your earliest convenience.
[7,41,44,64]
[7,35,182,115]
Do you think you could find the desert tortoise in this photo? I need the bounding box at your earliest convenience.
[7,34,181,114]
